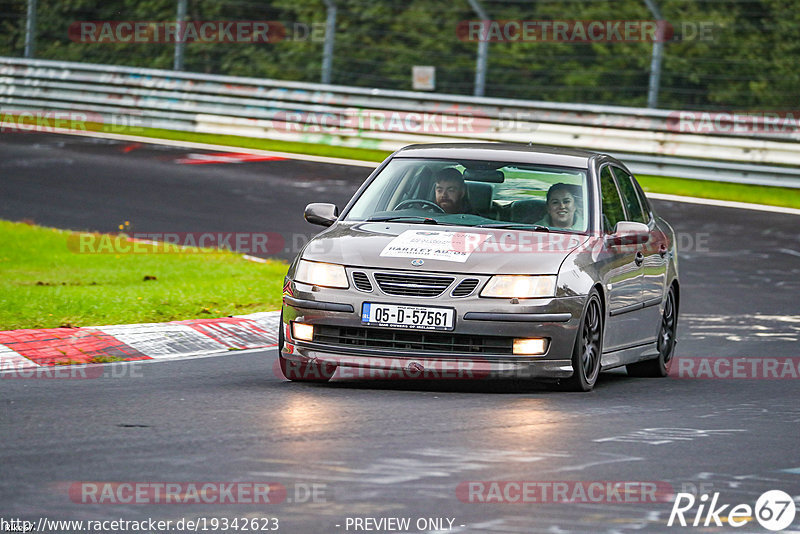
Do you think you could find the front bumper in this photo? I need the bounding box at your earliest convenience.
[280,273,585,380]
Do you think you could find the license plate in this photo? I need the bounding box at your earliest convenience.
[361,303,455,331]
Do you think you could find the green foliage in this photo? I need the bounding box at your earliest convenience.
[2,0,798,108]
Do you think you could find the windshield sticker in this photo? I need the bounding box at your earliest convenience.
[380,230,490,263]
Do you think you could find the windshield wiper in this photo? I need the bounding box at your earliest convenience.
[366,216,439,224]
[475,223,550,232]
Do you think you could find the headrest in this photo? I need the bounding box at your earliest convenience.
[510,199,548,224]
[466,182,493,212]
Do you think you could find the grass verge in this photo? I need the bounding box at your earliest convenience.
[0,220,287,330]
[637,175,800,209]
[92,122,391,163]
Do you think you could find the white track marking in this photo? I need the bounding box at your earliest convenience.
[95,323,229,358]
[0,345,40,372]
[647,192,800,215]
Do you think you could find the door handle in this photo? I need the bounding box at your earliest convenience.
[635,251,644,266]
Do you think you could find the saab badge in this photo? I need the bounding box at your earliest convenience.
[411,259,425,266]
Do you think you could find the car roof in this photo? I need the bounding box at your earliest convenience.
[393,143,602,168]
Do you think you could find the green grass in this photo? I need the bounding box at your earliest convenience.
[0,220,287,330]
[106,124,798,209]
[97,122,392,163]
[637,175,800,209]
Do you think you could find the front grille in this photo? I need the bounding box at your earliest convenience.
[313,325,513,354]
[352,271,373,292]
[373,272,454,297]
[452,278,480,297]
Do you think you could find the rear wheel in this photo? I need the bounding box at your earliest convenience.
[560,290,603,392]
[277,312,335,382]
[626,286,678,378]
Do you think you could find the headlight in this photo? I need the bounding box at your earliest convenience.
[291,322,314,341]
[480,275,556,298]
[513,338,548,355]
[295,259,349,289]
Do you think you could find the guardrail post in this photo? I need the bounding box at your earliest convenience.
[173,0,188,71]
[321,0,337,84]
[643,0,664,108]
[24,0,37,58]
[467,0,489,97]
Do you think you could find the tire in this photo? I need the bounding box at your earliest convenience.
[559,289,603,392]
[626,286,678,378]
[277,312,335,382]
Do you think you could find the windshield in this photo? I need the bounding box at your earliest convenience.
[344,157,589,233]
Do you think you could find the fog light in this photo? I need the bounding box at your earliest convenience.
[513,338,547,355]
[292,322,314,342]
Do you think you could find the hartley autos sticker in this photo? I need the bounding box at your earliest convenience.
[380,230,490,263]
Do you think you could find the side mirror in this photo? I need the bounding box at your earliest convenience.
[605,221,650,246]
[304,203,339,227]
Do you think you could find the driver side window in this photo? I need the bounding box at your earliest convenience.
[600,166,626,234]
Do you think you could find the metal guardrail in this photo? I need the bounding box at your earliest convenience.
[1,56,799,187]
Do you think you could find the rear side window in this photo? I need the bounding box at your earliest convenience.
[631,176,652,218]
[600,166,626,234]
[612,167,647,224]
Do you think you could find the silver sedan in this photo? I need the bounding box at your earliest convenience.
[278,143,679,391]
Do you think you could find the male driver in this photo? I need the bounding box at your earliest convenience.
[434,168,470,214]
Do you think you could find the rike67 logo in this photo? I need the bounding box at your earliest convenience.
[668,490,796,531]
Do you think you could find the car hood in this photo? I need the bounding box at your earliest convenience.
[300,222,590,275]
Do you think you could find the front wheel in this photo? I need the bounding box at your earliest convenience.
[626,286,678,378]
[559,290,603,392]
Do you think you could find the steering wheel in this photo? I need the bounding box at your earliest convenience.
[393,199,445,213]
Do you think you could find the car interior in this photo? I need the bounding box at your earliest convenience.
[404,164,581,226]
[347,159,587,232]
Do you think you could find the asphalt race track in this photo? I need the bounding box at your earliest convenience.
[1,132,799,533]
